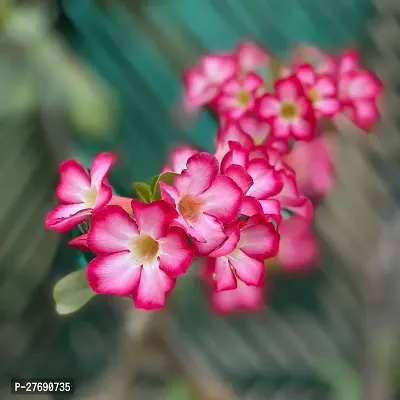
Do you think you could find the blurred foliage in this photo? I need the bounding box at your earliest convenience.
[0,1,116,139]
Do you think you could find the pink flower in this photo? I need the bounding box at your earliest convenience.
[162,146,199,174]
[159,152,243,255]
[292,44,337,75]
[248,146,314,220]
[295,64,340,118]
[256,76,316,141]
[220,142,283,221]
[86,201,193,310]
[277,215,318,271]
[235,40,270,73]
[216,73,264,119]
[337,50,382,131]
[183,54,237,110]
[285,137,334,197]
[45,153,115,232]
[203,258,264,315]
[206,215,279,291]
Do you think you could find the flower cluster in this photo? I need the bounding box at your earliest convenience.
[46,41,381,314]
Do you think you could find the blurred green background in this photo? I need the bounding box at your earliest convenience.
[1,0,400,399]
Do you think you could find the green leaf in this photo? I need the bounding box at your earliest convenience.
[151,172,178,201]
[134,182,152,203]
[166,377,194,400]
[53,269,95,315]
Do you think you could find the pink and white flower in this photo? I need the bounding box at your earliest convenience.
[206,215,279,291]
[337,51,382,131]
[45,153,115,232]
[162,146,199,174]
[183,54,237,110]
[235,40,270,73]
[203,257,264,315]
[295,64,340,118]
[277,215,318,271]
[160,152,243,255]
[220,142,283,221]
[247,146,314,220]
[216,73,264,119]
[256,76,316,141]
[86,201,193,310]
[285,137,334,197]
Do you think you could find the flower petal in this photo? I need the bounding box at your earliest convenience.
[199,176,243,223]
[45,204,91,232]
[256,94,280,120]
[86,251,141,296]
[131,200,177,240]
[56,160,90,204]
[246,159,283,199]
[68,233,89,251]
[272,118,291,138]
[88,205,139,254]
[170,146,199,173]
[133,262,175,310]
[275,76,304,100]
[90,153,115,188]
[192,214,227,256]
[224,165,253,194]
[259,199,282,223]
[158,226,193,277]
[239,219,279,259]
[220,144,249,172]
[214,257,237,291]
[211,281,263,314]
[209,223,241,257]
[93,182,113,212]
[236,40,269,72]
[175,152,219,196]
[241,196,263,217]
[201,54,237,83]
[291,118,315,140]
[228,250,264,286]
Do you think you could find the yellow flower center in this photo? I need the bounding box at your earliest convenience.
[280,102,298,121]
[308,88,319,104]
[178,195,202,222]
[236,89,251,107]
[83,186,98,208]
[133,234,159,262]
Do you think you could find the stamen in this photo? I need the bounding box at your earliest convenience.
[178,195,202,222]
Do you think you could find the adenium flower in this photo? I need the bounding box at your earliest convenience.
[248,146,313,220]
[207,215,278,291]
[277,215,318,271]
[183,54,237,110]
[220,142,283,220]
[45,153,115,232]
[160,152,243,255]
[284,137,334,197]
[86,201,193,310]
[216,73,264,119]
[203,257,264,314]
[337,50,382,131]
[295,64,340,118]
[256,75,316,141]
